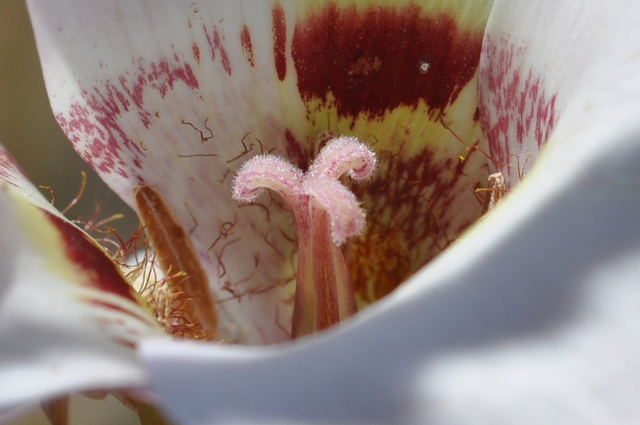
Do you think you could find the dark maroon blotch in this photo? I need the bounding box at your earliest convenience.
[272,4,287,81]
[47,212,137,303]
[291,4,483,118]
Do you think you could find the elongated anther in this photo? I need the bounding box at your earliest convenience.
[134,183,218,340]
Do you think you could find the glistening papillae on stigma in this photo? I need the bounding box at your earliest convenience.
[233,136,376,338]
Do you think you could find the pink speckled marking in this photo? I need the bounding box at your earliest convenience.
[55,56,200,181]
[479,35,558,175]
[204,25,232,76]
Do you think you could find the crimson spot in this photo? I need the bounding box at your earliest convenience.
[292,4,483,118]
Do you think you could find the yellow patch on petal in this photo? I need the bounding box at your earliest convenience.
[267,0,494,305]
[5,188,79,289]
[3,184,154,326]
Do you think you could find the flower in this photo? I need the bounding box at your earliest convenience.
[24,0,495,345]
[2,0,640,424]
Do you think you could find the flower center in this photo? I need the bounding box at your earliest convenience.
[233,136,376,338]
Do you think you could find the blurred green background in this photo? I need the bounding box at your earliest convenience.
[0,0,138,240]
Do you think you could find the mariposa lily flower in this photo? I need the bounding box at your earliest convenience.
[2,0,640,423]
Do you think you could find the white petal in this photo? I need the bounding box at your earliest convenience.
[140,0,640,424]
[0,182,164,410]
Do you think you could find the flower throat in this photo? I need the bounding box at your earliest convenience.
[233,136,376,338]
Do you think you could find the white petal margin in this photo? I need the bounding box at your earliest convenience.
[140,0,640,424]
[0,182,165,411]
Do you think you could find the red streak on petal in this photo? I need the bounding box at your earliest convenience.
[240,25,255,66]
[204,25,232,75]
[291,4,483,118]
[479,36,558,168]
[148,57,200,94]
[46,212,137,303]
[192,43,201,64]
[84,297,156,328]
[112,338,137,349]
[272,4,287,81]
[119,75,144,113]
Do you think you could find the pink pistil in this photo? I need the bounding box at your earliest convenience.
[233,136,376,338]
